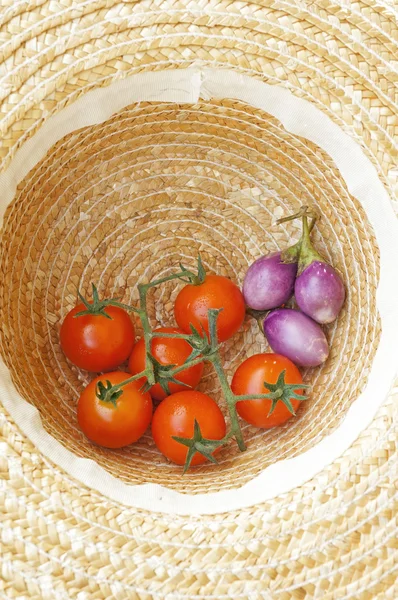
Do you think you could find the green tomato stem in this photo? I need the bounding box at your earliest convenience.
[75,283,140,319]
[210,353,246,452]
[140,270,196,290]
[138,286,156,387]
[90,255,310,471]
[235,394,271,402]
[113,370,148,390]
[169,355,207,376]
[234,392,283,402]
[203,308,246,451]
[151,332,193,340]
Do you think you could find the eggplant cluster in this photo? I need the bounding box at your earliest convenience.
[243,207,345,367]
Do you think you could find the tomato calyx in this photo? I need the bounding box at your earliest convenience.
[260,370,310,416]
[145,353,191,395]
[143,345,209,395]
[96,379,124,407]
[138,325,212,395]
[172,419,226,474]
[74,283,139,319]
[186,323,213,355]
[95,371,147,405]
[177,254,206,286]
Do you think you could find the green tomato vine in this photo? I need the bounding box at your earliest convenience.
[82,257,309,472]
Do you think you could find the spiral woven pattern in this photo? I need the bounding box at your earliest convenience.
[0,0,397,598]
[0,98,381,492]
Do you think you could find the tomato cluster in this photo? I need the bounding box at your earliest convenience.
[60,267,307,470]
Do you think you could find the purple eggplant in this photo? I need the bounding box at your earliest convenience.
[263,308,329,367]
[243,211,317,311]
[278,207,345,324]
[295,261,345,324]
[243,252,297,310]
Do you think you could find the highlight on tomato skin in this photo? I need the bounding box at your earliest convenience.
[231,353,306,429]
[174,274,246,343]
[77,371,153,449]
[151,390,226,466]
[128,327,204,402]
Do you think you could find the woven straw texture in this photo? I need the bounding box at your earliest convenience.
[0,0,397,598]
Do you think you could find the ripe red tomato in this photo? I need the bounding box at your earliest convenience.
[231,353,305,428]
[77,371,152,448]
[174,274,245,343]
[128,327,204,402]
[152,390,226,466]
[60,304,135,372]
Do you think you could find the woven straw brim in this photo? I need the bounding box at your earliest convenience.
[0,1,397,598]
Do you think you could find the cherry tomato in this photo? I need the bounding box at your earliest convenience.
[128,327,204,402]
[152,390,226,466]
[60,304,135,372]
[231,353,305,428]
[77,371,152,448]
[174,274,245,343]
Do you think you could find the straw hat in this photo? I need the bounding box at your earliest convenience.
[0,0,397,598]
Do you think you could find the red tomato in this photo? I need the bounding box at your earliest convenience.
[60,304,135,372]
[231,353,305,428]
[152,390,226,466]
[128,327,204,402]
[174,274,245,343]
[77,371,152,448]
